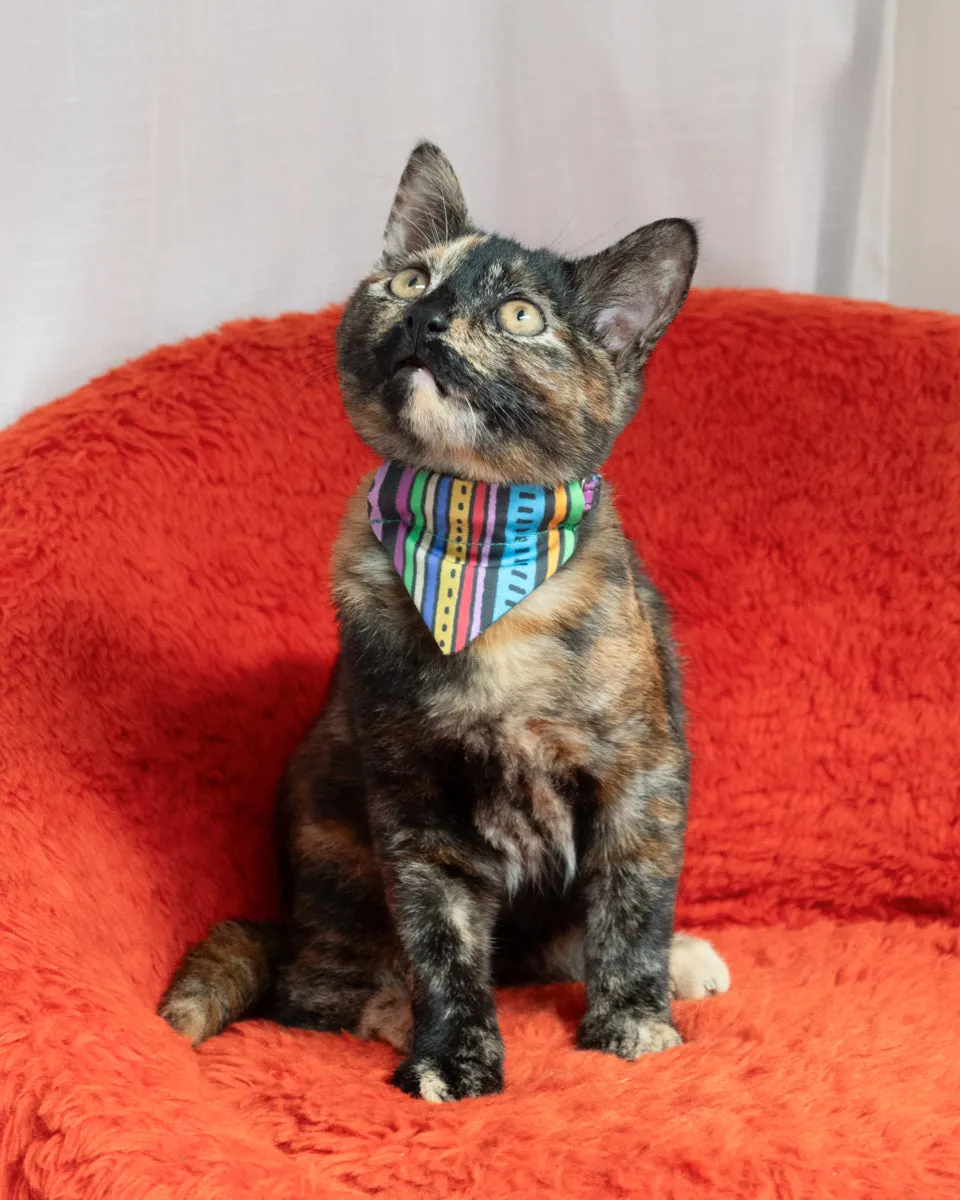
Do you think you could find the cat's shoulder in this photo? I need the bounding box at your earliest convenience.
[331,473,425,640]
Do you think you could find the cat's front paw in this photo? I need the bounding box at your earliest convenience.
[577,1011,682,1061]
[392,1045,504,1102]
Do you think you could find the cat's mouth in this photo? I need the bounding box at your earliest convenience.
[393,356,446,396]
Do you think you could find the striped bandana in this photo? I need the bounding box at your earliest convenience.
[367,460,602,655]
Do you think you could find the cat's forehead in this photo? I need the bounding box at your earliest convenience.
[422,234,570,302]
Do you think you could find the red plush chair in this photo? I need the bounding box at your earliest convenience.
[2,291,958,1199]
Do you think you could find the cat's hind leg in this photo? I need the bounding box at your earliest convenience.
[496,923,730,1000]
[268,663,409,1044]
[667,932,731,1000]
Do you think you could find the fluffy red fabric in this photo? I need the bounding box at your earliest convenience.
[1,290,958,1199]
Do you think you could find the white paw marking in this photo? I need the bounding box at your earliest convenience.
[417,1067,453,1104]
[669,933,731,1000]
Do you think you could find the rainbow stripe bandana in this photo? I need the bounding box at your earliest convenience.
[368,461,602,655]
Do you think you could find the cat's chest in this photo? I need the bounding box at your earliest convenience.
[430,652,597,894]
[473,712,589,894]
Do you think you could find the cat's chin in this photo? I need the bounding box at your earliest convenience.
[345,380,580,485]
[397,367,480,458]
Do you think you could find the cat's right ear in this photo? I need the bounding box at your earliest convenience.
[383,142,471,259]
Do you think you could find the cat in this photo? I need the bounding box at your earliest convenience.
[159,142,729,1102]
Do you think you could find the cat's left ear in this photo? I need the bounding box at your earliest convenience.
[573,219,698,364]
[383,142,471,259]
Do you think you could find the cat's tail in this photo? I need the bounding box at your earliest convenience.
[158,919,285,1045]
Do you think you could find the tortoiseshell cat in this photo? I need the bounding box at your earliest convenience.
[160,143,729,1102]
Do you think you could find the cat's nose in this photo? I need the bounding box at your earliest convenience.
[404,301,450,350]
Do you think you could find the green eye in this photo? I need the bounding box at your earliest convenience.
[496,298,545,336]
[389,268,429,299]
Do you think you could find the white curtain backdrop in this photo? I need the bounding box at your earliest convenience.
[0,0,894,427]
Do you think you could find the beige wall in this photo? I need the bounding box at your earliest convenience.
[890,0,960,312]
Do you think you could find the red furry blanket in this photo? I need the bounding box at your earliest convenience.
[2,291,958,1198]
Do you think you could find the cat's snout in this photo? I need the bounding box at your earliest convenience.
[404,300,450,352]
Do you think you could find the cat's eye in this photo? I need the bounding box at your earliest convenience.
[495,298,545,336]
[389,268,430,299]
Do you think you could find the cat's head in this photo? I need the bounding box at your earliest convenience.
[336,142,696,484]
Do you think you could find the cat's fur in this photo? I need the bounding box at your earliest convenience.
[159,143,729,1101]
